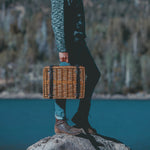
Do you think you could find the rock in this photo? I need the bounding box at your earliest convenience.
[27,134,131,150]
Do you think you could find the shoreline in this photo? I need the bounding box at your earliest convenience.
[0,91,150,100]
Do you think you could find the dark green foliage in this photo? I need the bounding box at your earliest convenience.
[0,0,150,95]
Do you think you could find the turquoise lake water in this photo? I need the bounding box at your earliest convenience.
[0,99,150,150]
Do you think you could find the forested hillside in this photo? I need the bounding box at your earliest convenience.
[0,0,150,95]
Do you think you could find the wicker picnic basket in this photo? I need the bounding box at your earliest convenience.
[43,64,85,99]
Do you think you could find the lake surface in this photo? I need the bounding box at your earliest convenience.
[0,99,150,150]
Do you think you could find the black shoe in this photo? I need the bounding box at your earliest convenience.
[72,114,97,135]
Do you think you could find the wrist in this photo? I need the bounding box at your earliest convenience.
[59,52,68,53]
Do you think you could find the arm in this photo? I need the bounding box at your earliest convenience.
[51,0,67,53]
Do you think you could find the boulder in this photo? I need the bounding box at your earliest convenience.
[27,133,131,150]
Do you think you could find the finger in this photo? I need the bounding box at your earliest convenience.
[60,58,64,62]
[63,56,68,62]
[66,57,69,63]
[61,57,67,62]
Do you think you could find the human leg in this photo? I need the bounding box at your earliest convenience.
[54,99,84,135]
[69,39,101,133]
[55,99,66,120]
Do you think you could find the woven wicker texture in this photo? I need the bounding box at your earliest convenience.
[43,65,85,99]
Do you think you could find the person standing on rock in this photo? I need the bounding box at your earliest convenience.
[50,0,101,135]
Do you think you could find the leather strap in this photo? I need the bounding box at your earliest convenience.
[76,65,80,99]
[49,65,54,99]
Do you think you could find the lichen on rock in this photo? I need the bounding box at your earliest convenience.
[27,134,130,150]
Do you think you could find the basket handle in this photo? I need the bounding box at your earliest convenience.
[59,62,71,66]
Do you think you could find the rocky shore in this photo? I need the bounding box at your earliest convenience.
[27,133,131,150]
[0,91,150,100]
